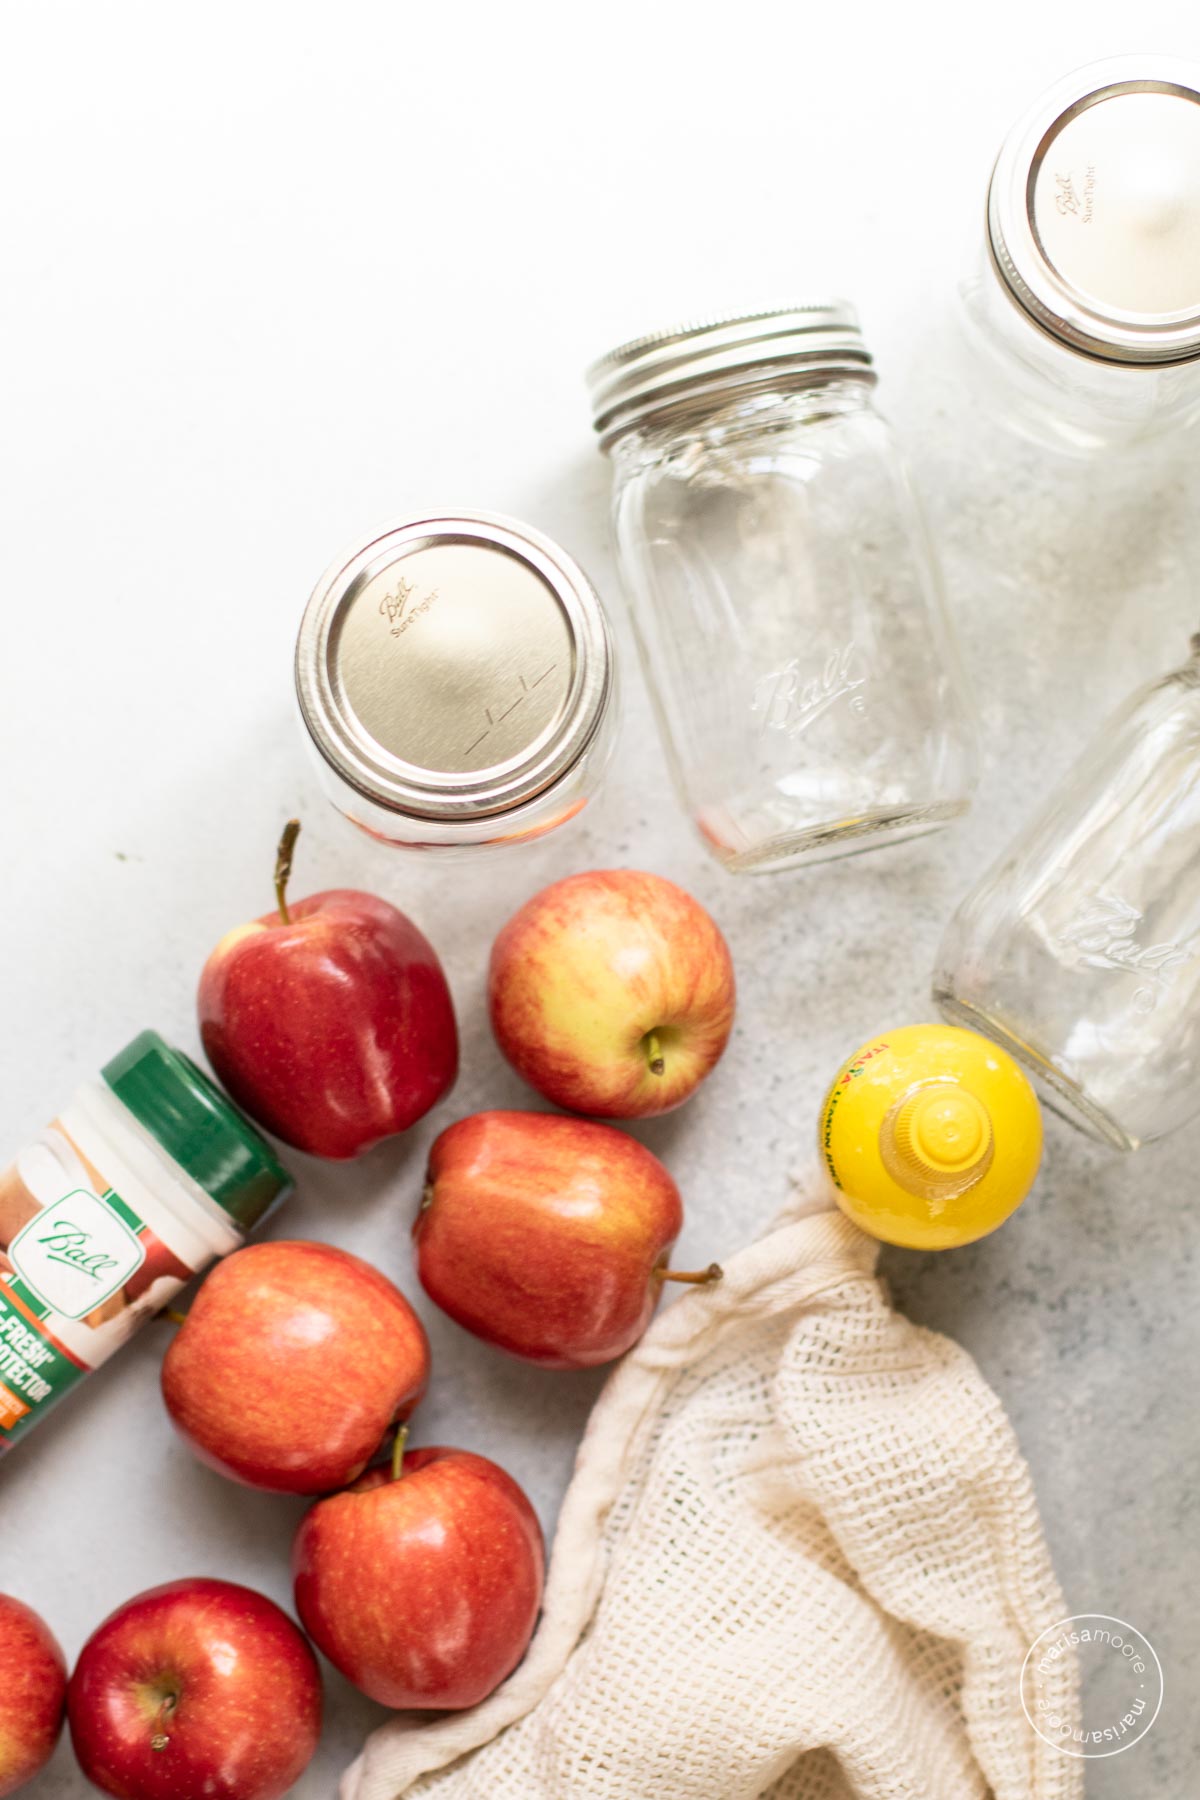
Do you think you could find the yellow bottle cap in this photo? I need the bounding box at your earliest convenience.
[882,1082,995,1198]
[820,1024,1042,1249]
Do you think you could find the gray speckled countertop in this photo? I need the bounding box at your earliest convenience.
[1,7,1197,1796]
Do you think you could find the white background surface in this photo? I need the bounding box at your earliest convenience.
[2,4,1198,1795]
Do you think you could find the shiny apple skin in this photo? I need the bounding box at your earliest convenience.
[415,1110,684,1368]
[199,888,458,1159]
[67,1578,321,1800]
[488,869,735,1119]
[162,1240,430,1493]
[0,1594,66,1797]
[293,1446,543,1710]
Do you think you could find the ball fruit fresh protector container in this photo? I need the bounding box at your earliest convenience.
[0,1030,290,1451]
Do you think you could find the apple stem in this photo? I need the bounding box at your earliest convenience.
[274,818,301,925]
[657,1262,723,1286]
[160,1308,188,1327]
[391,1424,409,1482]
[644,1031,666,1077]
[150,1693,177,1753]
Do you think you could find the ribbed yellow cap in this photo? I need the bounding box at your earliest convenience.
[887,1083,994,1188]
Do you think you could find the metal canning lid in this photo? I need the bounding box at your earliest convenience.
[101,1031,292,1231]
[988,57,1200,366]
[587,302,875,446]
[296,513,613,823]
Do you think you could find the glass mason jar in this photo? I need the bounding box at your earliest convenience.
[960,57,1200,455]
[934,638,1200,1150]
[295,513,617,853]
[587,304,978,874]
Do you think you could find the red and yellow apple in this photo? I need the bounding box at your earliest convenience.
[488,869,736,1118]
[199,820,458,1158]
[162,1240,429,1493]
[0,1593,66,1796]
[67,1578,321,1800]
[293,1437,543,1710]
[415,1110,718,1368]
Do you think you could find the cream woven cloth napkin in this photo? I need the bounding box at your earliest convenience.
[341,1192,1080,1800]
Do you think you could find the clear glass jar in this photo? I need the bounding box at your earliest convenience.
[587,305,978,874]
[961,57,1200,455]
[295,513,617,853]
[934,638,1200,1150]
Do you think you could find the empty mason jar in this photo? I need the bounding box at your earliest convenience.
[961,57,1200,454]
[295,513,617,853]
[934,637,1200,1150]
[587,305,978,874]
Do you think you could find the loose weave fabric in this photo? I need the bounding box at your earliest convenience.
[342,1196,1080,1800]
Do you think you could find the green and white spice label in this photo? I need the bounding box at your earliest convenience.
[9,1189,146,1320]
[0,1120,201,1450]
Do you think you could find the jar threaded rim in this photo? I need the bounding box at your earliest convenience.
[586,301,875,447]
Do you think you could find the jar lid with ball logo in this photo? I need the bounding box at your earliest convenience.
[294,513,617,850]
[987,57,1200,366]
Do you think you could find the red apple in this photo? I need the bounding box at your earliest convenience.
[0,1594,66,1796]
[293,1436,543,1709]
[68,1578,321,1800]
[198,819,458,1158]
[488,869,735,1118]
[162,1240,429,1493]
[415,1110,719,1368]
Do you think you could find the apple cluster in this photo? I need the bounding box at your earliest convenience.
[0,834,736,1799]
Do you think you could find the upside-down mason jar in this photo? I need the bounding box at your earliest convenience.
[960,57,1200,454]
[296,514,616,853]
[587,305,978,873]
[934,637,1200,1150]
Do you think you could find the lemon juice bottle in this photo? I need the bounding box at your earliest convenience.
[819,1024,1042,1250]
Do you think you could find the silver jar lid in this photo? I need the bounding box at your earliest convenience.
[587,302,875,446]
[296,513,613,823]
[988,57,1200,366]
